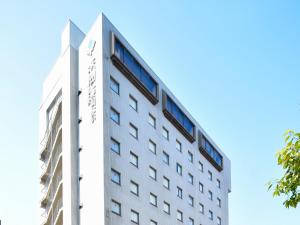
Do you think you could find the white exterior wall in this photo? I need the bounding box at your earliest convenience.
[40,13,231,225]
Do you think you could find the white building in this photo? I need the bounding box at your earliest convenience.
[39,14,231,225]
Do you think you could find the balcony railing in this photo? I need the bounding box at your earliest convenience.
[41,171,62,210]
[42,197,63,225]
[41,143,62,188]
[40,98,62,161]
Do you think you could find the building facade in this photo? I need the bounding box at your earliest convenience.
[39,14,231,225]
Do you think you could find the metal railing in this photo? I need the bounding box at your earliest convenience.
[41,143,62,190]
[40,97,62,161]
[42,197,63,225]
[42,171,62,211]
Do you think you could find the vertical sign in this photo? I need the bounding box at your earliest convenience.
[87,40,97,123]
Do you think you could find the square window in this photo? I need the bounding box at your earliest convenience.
[199,203,204,214]
[130,181,139,196]
[217,198,221,207]
[177,186,183,199]
[199,161,203,172]
[111,199,121,215]
[162,127,169,140]
[111,169,121,185]
[188,173,194,185]
[176,140,182,152]
[188,151,193,163]
[217,179,221,189]
[148,113,156,128]
[110,107,120,124]
[149,140,156,154]
[199,182,204,193]
[110,138,120,155]
[163,201,170,214]
[208,170,213,181]
[188,195,194,207]
[163,176,170,189]
[176,163,182,176]
[217,217,222,225]
[110,76,119,95]
[177,210,183,222]
[149,166,157,180]
[129,123,138,139]
[150,220,157,225]
[150,193,157,206]
[162,151,169,165]
[209,210,213,220]
[188,217,194,225]
[208,190,213,201]
[129,95,138,111]
[130,151,138,167]
[131,210,139,224]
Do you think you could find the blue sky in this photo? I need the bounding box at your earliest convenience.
[0,0,300,224]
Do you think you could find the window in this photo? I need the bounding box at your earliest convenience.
[177,210,183,222]
[163,201,170,214]
[163,176,170,189]
[188,195,194,207]
[111,199,121,216]
[130,151,138,167]
[217,179,221,189]
[149,193,157,206]
[188,173,194,185]
[130,181,139,196]
[177,186,183,199]
[148,113,156,128]
[199,161,203,172]
[148,140,156,154]
[129,95,138,111]
[199,134,223,171]
[199,203,204,214]
[208,170,213,181]
[150,220,157,225]
[149,166,157,180]
[110,138,120,155]
[129,123,138,139]
[217,198,221,207]
[162,127,169,140]
[176,163,182,175]
[209,210,213,220]
[199,182,204,193]
[110,107,120,124]
[111,169,121,185]
[162,91,195,142]
[208,190,213,201]
[217,217,222,225]
[112,36,158,104]
[110,76,119,95]
[162,151,169,165]
[176,140,182,152]
[188,218,194,225]
[131,210,139,224]
[188,151,193,163]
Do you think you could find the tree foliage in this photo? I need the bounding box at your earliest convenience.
[268,130,300,208]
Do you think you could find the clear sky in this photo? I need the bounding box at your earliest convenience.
[0,0,300,224]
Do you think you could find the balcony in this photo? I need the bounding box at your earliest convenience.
[162,91,196,143]
[41,141,62,187]
[41,170,62,209]
[42,195,63,225]
[40,101,62,162]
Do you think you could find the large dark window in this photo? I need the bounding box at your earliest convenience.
[198,131,223,171]
[162,91,195,142]
[111,33,158,104]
